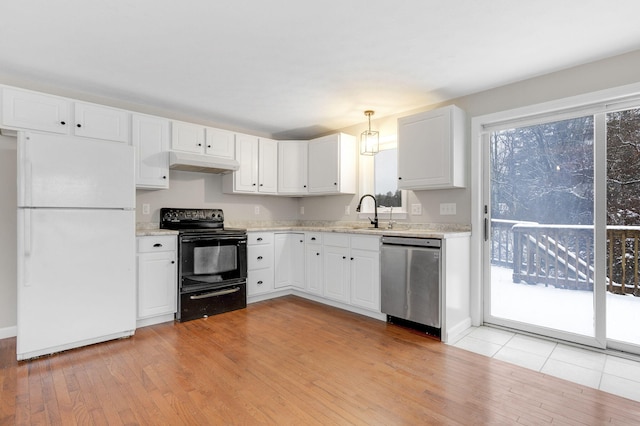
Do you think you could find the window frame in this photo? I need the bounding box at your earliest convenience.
[358,136,408,220]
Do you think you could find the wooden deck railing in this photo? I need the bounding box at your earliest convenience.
[490,220,640,296]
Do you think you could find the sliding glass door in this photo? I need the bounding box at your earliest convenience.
[483,102,640,353]
[486,116,599,344]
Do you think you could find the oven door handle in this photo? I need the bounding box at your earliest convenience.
[189,287,241,300]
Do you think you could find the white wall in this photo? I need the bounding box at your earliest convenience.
[136,171,299,225]
[309,49,640,227]
[0,135,17,335]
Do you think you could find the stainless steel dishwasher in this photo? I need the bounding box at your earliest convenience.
[381,236,441,333]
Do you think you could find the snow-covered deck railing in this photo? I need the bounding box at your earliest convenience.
[490,220,640,296]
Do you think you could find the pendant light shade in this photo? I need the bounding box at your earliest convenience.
[360,110,379,156]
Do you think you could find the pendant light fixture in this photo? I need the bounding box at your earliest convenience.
[360,110,379,156]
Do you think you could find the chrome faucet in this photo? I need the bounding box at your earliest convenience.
[356,194,378,228]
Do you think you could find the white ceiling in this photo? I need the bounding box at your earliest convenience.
[2,0,640,139]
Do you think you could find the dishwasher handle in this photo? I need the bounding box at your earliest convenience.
[381,236,441,248]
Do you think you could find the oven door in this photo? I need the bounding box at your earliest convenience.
[180,282,247,322]
[178,234,247,293]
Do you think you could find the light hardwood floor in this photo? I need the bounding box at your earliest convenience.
[1,295,639,425]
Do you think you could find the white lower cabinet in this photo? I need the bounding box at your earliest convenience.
[304,232,323,295]
[247,232,275,297]
[274,233,305,289]
[136,235,177,327]
[323,233,380,311]
[246,230,382,319]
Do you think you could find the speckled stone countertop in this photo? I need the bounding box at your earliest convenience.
[135,223,179,237]
[136,221,471,239]
[229,221,471,239]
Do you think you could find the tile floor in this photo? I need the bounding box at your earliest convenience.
[452,326,640,403]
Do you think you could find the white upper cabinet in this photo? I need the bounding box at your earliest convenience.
[1,87,70,134]
[278,140,308,195]
[1,86,130,143]
[308,133,356,194]
[170,120,205,154]
[223,134,277,194]
[74,102,130,143]
[171,121,236,158]
[205,127,235,158]
[397,105,466,190]
[132,113,170,189]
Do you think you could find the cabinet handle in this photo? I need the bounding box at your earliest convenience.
[257,280,263,285]
[153,243,163,247]
[252,183,257,186]
[342,256,346,259]
[197,143,202,146]
[299,240,303,243]
[334,182,337,186]
[76,123,82,128]
[316,252,320,256]
[60,121,66,125]
[207,145,211,148]
[398,177,402,180]
[257,256,263,260]
[350,257,354,260]
[257,237,263,241]
[260,183,263,187]
[163,176,167,179]
[311,237,316,241]
[303,185,307,188]
[171,261,175,264]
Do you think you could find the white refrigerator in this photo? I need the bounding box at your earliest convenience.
[16,131,136,360]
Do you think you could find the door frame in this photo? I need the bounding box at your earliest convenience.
[470,82,640,348]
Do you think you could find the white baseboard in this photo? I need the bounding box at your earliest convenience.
[443,317,472,344]
[0,325,17,340]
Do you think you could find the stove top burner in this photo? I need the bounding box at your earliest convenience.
[159,208,245,234]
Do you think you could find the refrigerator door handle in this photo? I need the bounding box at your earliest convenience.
[23,209,32,286]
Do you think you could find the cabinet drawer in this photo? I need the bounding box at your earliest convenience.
[323,232,349,247]
[248,232,273,245]
[248,269,274,295]
[248,245,273,270]
[305,232,322,244]
[137,236,177,253]
[351,235,380,251]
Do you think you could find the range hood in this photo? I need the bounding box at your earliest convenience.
[169,151,239,174]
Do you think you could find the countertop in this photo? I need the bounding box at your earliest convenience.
[136,222,471,239]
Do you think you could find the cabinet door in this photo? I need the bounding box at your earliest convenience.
[323,244,350,303]
[308,135,339,193]
[171,121,205,154]
[291,235,305,289]
[248,268,274,296]
[234,134,259,192]
[205,127,235,158]
[1,87,70,134]
[137,251,177,319]
[74,102,130,143]
[350,248,380,311]
[278,141,308,194]
[132,114,169,189]
[258,138,278,193]
[397,106,465,189]
[305,243,323,295]
[274,233,305,289]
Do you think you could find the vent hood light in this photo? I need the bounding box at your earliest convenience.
[169,151,240,174]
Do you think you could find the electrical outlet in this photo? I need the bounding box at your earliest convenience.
[411,203,422,215]
[345,205,350,215]
[440,203,457,215]
[254,205,260,215]
[142,203,150,215]
[300,206,305,215]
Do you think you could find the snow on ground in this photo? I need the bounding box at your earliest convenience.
[491,265,640,346]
